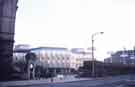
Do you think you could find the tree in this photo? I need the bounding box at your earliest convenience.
[25,52,37,79]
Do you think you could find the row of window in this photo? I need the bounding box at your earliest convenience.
[13,49,91,69]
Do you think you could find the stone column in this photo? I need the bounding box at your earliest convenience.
[0,0,18,81]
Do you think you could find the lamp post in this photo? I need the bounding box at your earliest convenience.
[91,32,104,77]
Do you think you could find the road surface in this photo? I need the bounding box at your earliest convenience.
[9,80,126,87]
[1,75,135,87]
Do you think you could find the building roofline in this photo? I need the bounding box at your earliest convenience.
[13,49,30,53]
[30,47,68,51]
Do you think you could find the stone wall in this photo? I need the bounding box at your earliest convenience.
[0,0,18,81]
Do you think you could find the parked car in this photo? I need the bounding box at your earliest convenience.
[56,74,64,79]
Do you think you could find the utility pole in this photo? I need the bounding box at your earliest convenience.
[91,32,104,77]
[91,36,95,77]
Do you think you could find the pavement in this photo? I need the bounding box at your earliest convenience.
[0,75,134,87]
[0,75,91,87]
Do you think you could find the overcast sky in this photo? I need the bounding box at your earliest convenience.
[15,0,135,60]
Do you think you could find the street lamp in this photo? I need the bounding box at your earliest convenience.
[91,32,104,77]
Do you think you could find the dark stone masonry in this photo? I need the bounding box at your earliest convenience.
[0,0,18,81]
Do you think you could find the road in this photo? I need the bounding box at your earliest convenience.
[10,80,135,87]
[9,80,126,87]
[8,77,126,87]
[1,75,135,87]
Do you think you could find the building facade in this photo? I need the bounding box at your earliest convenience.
[71,48,92,69]
[104,57,112,63]
[13,46,93,79]
[104,50,135,65]
[30,47,71,73]
[0,0,18,81]
[13,47,72,76]
[13,44,31,63]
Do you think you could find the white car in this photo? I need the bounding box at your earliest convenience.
[56,74,64,79]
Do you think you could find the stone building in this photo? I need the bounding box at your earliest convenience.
[0,0,18,81]
[71,48,92,69]
[30,47,71,74]
[104,50,135,65]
